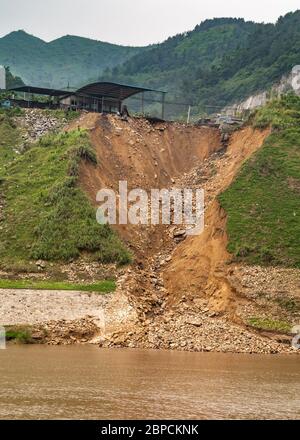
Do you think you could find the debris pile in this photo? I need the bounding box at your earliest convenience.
[31,317,100,345]
[18,109,67,146]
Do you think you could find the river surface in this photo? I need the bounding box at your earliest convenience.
[0,346,299,419]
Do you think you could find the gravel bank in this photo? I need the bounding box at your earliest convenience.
[0,289,111,326]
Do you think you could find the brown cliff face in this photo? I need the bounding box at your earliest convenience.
[70,114,296,353]
[163,127,271,314]
[76,113,221,255]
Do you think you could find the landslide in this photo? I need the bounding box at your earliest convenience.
[163,126,270,313]
[75,113,298,353]
[2,108,297,352]
[76,114,221,256]
[76,114,269,317]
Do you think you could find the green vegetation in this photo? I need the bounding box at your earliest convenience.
[253,94,300,130]
[103,18,256,117]
[219,94,300,268]
[0,30,143,88]
[0,279,115,293]
[102,11,300,116]
[248,317,291,333]
[105,18,253,92]
[0,125,131,266]
[0,106,25,117]
[5,326,33,344]
[2,12,300,115]
[0,112,22,174]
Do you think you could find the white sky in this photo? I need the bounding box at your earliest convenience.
[0,0,299,46]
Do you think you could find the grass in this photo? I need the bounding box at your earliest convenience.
[252,93,300,130]
[248,317,291,333]
[0,122,131,266]
[0,278,115,292]
[0,106,25,118]
[5,326,33,344]
[219,94,300,268]
[0,113,21,174]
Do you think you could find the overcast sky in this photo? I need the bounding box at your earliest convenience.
[0,0,299,46]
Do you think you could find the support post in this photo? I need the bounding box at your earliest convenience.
[161,92,166,120]
[187,105,191,124]
[141,92,144,115]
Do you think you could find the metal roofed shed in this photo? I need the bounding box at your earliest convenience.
[8,85,72,110]
[10,85,71,97]
[61,82,166,117]
[9,81,167,118]
[76,82,158,100]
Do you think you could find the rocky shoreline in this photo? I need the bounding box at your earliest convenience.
[3,286,298,355]
[7,316,297,355]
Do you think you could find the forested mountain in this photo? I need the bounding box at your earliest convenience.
[1,10,300,112]
[102,18,259,94]
[0,30,144,88]
[102,11,300,112]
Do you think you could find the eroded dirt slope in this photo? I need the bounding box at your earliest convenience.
[76,113,221,192]
[71,115,298,353]
[163,127,271,312]
[76,114,221,256]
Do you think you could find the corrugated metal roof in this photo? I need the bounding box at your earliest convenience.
[9,86,71,96]
[76,82,162,100]
[10,82,165,100]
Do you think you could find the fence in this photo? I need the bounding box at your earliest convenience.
[125,91,199,122]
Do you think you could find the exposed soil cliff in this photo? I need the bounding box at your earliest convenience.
[75,113,221,256]
[73,114,297,353]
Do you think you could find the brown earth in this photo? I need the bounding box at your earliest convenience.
[74,113,222,193]
[71,114,298,353]
[163,126,271,314]
[76,113,221,257]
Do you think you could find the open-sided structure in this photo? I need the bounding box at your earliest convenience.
[9,81,167,118]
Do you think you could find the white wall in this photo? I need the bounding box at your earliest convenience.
[0,66,6,90]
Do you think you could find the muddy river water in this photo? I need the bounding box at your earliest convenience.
[0,346,299,419]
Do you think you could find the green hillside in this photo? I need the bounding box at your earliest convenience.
[0,114,130,268]
[2,11,300,114]
[0,30,143,88]
[103,11,300,113]
[219,94,300,268]
[103,18,258,93]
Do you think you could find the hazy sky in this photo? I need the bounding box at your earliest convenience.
[0,0,299,46]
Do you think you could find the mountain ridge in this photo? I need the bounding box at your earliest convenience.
[0,30,144,88]
[1,11,300,113]
[101,11,300,113]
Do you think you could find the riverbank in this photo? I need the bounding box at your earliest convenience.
[0,288,111,326]
[1,285,298,353]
